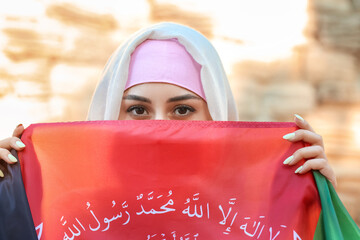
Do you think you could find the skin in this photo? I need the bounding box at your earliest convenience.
[284,116,337,186]
[0,83,336,186]
[119,83,212,121]
[0,124,25,169]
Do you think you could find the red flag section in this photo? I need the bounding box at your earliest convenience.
[19,121,321,239]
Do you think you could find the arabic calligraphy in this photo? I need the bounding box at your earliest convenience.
[35,190,304,240]
[60,200,131,240]
[146,231,199,240]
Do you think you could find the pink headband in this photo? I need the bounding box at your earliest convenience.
[125,39,206,100]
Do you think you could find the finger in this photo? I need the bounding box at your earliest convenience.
[283,145,325,165]
[12,124,25,138]
[283,129,323,146]
[0,148,18,164]
[9,137,26,151]
[0,137,26,151]
[294,114,315,132]
[294,158,337,186]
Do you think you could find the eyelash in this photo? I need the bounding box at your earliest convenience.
[173,105,196,115]
[125,104,196,117]
[126,105,148,115]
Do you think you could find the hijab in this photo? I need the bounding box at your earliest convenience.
[87,22,238,121]
[125,38,206,100]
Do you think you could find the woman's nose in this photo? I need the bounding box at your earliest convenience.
[154,112,167,120]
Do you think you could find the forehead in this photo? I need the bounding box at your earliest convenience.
[123,83,200,98]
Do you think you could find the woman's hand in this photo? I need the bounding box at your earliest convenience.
[0,124,26,177]
[282,114,337,186]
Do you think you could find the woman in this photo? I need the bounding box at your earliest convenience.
[0,22,336,185]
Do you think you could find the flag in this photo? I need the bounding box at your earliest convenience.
[1,121,358,239]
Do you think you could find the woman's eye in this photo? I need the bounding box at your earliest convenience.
[174,105,195,116]
[127,106,148,116]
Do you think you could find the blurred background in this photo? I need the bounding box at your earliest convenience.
[0,0,359,225]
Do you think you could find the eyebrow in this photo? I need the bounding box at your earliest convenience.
[167,94,202,103]
[122,95,151,103]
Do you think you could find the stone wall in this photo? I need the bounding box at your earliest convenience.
[306,0,360,60]
[0,0,212,123]
[229,0,360,225]
[0,0,359,226]
[306,0,360,225]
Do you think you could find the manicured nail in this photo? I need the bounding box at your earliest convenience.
[16,123,23,128]
[283,156,293,165]
[16,141,26,148]
[295,166,303,174]
[0,170,3,178]
[283,133,295,140]
[294,114,304,122]
[8,154,18,163]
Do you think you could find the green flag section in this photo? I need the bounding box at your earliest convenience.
[313,171,360,239]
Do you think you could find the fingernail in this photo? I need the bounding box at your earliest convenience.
[16,141,26,148]
[294,114,304,122]
[295,166,303,174]
[8,154,18,163]
[283,156,293,165]
[283,133,295,140]
[0,170,3,178]
[16,123,23,128]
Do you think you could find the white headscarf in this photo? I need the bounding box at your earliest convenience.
[87,22,238,121]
